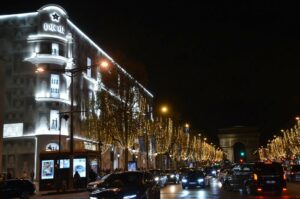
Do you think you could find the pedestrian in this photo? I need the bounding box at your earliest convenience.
[7,172,12,180]
[73,171,80,189]
[89,168,97,182]
[30,170,34,181]
[22,171,28,179]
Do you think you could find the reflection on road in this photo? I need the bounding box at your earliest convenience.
[161,178,300,199]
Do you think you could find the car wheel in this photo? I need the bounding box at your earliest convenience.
[20,191,30,199]
[245,184,255,195]
[156,189,161,199]
[223,181,231,191]
[276,190,282,196]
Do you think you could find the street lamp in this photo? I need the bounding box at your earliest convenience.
[117,154,120,169]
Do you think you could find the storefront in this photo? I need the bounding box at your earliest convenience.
[39,151,98,191]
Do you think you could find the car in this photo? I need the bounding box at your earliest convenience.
[149,169,167,187]
[204,166,218,177]
[242,162,287,195]
[181,169,210,189]
[218,168,229,184]
[87,175,109,192]
[89,171,160,199]
[164,170,179,184]
[222,163,254,191]
[0,179,36,199]
[286,165,300,182]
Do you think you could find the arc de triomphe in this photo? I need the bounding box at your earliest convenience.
[218,126,260,163]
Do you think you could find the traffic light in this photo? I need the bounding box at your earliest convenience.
[240,151,245,157]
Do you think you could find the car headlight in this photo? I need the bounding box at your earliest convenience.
[92,184,98,188]
[171,174,175,178]
[123,194,137,199]
[90,197,97,199]
[154,177,159,181]
[182,178,188,183]
[197,178,204,183]
[212,170,216,174]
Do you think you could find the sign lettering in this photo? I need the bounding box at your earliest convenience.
[43,23,65,34]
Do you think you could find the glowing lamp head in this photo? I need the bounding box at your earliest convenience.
[100,60,109,68]
[35,67,45,73]
[161,106,168,113]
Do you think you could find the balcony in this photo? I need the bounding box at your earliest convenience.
[35,91,71,105]
[24,53,70,66]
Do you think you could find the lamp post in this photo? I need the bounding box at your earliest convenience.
[160,105,169,170]
[117,154,120,169]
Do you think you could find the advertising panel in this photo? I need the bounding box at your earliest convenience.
[73,158,86,177]
[41,160,54,179]
[128,161,137,171]
[59,159,70,169]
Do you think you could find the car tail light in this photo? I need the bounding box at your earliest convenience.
[283,174,286,180]
[257,188,262,192]
[283,187,287,192]
[253,173,258,181]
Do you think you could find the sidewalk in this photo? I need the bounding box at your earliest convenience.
[33,181,87,196]
[37,188,87,196]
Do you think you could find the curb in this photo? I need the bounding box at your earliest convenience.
[39,189,87,196]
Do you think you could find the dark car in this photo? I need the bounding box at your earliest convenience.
[87,174,109,192]
[89,171,160,199]
[222,163,254,191]
[242,162,287,195]
[164,170,179,184]
[0,179,36,199]
[286,165,300,182]
[149,169,167,187]
[181,169,210,189]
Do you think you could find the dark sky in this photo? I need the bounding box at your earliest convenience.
[3,1,300,145]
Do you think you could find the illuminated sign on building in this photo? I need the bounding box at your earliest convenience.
[3,123,23,138]
[45,143,59,151]
[43,23,65,34]
[42,12,65,35]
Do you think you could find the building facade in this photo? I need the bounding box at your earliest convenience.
[0,4,153,184]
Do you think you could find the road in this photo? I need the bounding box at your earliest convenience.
[32,178,300,198]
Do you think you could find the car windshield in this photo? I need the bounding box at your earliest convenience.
[149,170,162,176]
[107,172,143,188]
[291,165,300,171]
[186,170,204,177]
[255,163,283,175]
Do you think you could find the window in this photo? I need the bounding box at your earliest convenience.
[50,110,59,130]
[87,57,91,77]
[50,74,60,98]
[52,43,59,55]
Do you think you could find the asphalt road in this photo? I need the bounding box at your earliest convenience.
[32,178,300,199]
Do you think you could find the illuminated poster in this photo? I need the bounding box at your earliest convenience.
[128,161,137,171]
[59,159,70,169]
[73,158,86,177]
[41,160,54,179]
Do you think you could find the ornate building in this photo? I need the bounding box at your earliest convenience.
[0,4,153,186]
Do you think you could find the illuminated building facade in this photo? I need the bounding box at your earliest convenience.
[0,4,153,182]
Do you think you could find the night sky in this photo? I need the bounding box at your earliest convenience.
[3,1,300,145]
